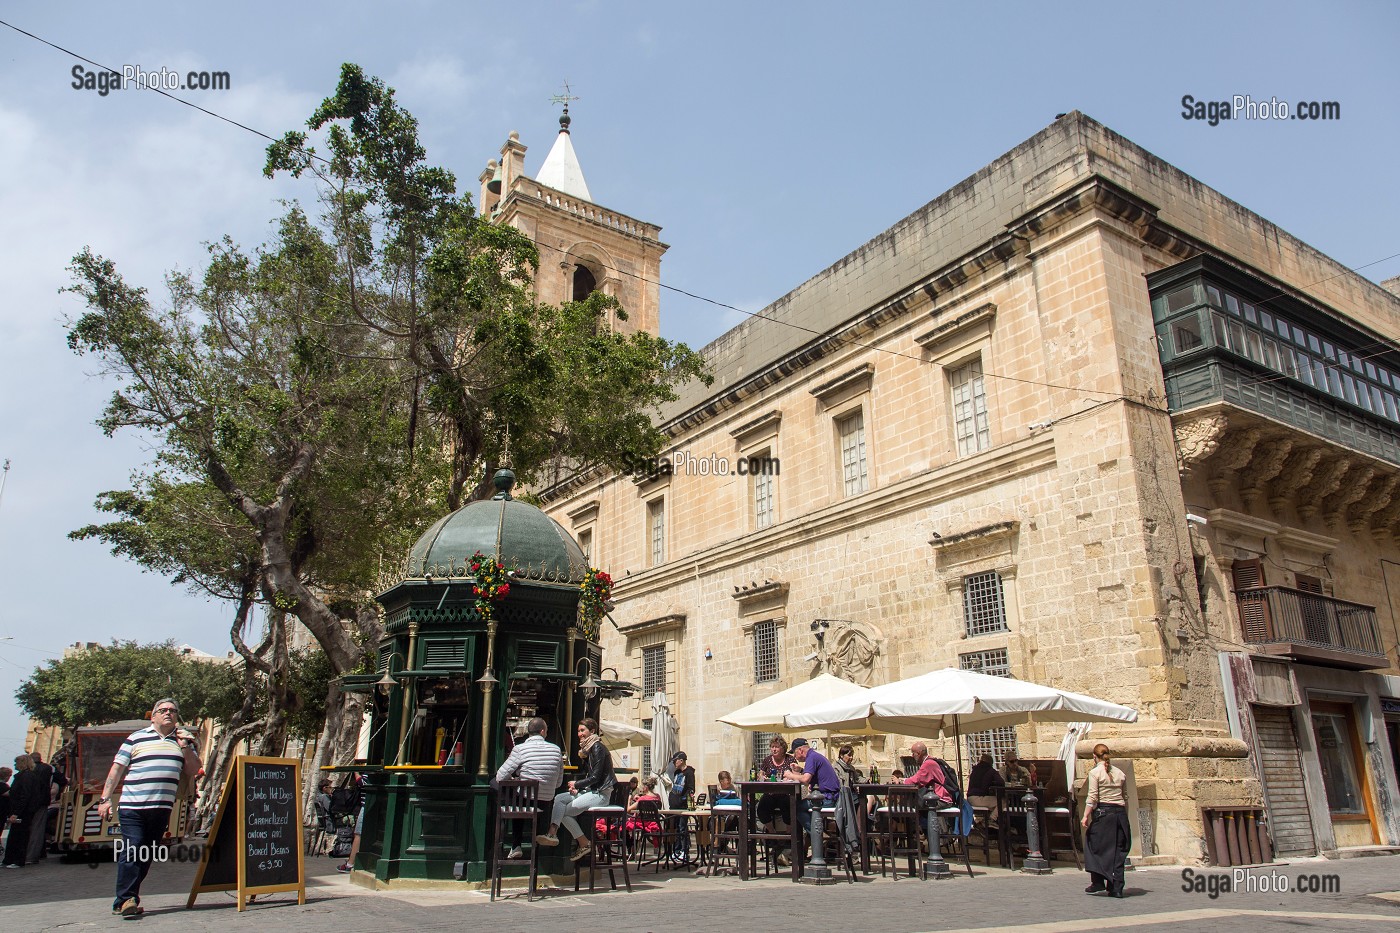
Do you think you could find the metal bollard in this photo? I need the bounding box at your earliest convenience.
[799,791,836,884]
[923,798,952,880]
[1020,789,1052,874]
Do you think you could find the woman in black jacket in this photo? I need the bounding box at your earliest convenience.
[3,755,44,868]
[535,718,615,862]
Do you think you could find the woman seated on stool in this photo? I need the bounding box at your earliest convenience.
[536,718,616,862]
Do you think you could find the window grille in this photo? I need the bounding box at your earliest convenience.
[753,620,780,683]
[642,719,653,775]
[751,731,780,770]
[960,648,1016,765]
[837,410,868,496]
[753,453,775,529]
[963,570,1009,636]
[642,644,667,697]
[648,498,665,566]
[951,358,991,456]
[959,647,1009,677]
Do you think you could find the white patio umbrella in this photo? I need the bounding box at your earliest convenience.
[785,667,1137,778]
[600,719,653,750]
[649,691,678,784]
[718,673,871,731]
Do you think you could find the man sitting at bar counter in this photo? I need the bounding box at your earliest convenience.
[1001,751,1031,786]
[785,739,840,833]
[494,717,564,860]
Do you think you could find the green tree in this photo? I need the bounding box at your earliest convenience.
[16,641,242,730]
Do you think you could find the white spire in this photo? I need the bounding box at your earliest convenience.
[535,106,592,202]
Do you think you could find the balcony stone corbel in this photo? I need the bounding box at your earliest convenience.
[1297,456,1353,522]
[1323,465,1374,530]
[1175,413,1229,477]
[1269,448,1324,516]
[1240,437,1293,511]
[1208,427,1263,498]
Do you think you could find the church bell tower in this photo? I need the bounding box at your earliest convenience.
[477,99,666,337]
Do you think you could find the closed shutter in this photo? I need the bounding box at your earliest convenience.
[1294,574,1330,643]
[1252,705,1315,857]
[1233,558,1270,642]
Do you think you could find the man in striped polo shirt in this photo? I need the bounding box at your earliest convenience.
[96,698,201,918]
[493,717,563,860]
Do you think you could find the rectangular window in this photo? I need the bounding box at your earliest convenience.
[1172,314,1204,353]
[753,450,775,529]
[950,358,991,457]
[963,570,1009,636]
[959,649,1015,766]
[577,529,592,564]
[753,620,779,683]
[837,409,868,497]
[647,498,665,566]
[641,645,667,697]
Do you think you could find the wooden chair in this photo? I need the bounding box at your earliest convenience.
[574,808,632,893]
[1042,797,1081,869]
[707,803,750,876]
[491,779,541,902]
[870,785,921,880]
[630,798,666,871]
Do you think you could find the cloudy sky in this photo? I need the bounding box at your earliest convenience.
[1,2,1397,759]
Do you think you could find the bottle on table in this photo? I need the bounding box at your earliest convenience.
[750,764,759,782]
[870,764,880,784]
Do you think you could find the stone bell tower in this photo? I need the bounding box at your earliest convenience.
[477,101,666,337]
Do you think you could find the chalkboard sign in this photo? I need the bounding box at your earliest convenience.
[188,756,306,911]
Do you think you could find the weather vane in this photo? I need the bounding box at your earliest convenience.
[549,81,580,131]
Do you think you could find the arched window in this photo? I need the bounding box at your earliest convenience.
[572,264,597,302]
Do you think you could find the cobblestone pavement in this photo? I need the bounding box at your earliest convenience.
[1,849,1398,932]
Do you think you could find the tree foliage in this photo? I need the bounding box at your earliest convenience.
[16,641,243,729]
[63,63,710,786]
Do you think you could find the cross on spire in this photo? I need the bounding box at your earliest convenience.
[549,81,580,133]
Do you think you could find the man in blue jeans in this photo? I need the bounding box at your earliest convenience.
[96,699,201,918]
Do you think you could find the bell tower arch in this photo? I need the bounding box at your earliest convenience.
[478,103,666,337]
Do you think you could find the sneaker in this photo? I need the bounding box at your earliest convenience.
[570,844,592,862]
[505,847,524,860]
[119,898,140,918]
[534,834,559,847]
[335,863,352,873]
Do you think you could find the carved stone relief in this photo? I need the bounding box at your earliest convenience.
[823,619,885,686]
[1240,437,1293,510]
[1268,448,1324,514]
[1174,414,1228,476]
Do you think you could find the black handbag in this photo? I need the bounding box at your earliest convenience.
[329,825,355,858]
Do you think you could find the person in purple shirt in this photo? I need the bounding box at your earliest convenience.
[785,738,840,834]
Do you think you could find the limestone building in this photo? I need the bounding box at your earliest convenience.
[494,111,1400,862]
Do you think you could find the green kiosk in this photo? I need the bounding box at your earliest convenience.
[348,469,630,886]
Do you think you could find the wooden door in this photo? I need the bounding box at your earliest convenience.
[1251,705,1315,856]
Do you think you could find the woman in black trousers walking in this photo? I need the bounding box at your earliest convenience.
[1081,743,1131,897]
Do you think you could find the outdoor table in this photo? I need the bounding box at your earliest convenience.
[736,781,803,882]
[658,809,706,869]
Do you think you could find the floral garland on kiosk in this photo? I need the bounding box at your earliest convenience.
[578,567,613,642]
[469,551,512,623]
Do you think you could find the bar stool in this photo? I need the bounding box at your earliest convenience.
[1042,797,1081,869]
[707,803,749,876]
[575,808,632,893]
[490,779,541,902]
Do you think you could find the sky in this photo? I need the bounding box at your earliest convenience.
[1,1,1398,761]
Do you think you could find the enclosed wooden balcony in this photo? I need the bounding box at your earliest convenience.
[1235,586,1389,670]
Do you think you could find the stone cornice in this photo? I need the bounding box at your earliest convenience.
[617,612,686,639]
[809,363,876,410]
[567,499,600,525]
[915,303,997,357]
[729,410,783,449]
[929,520,1019,555]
